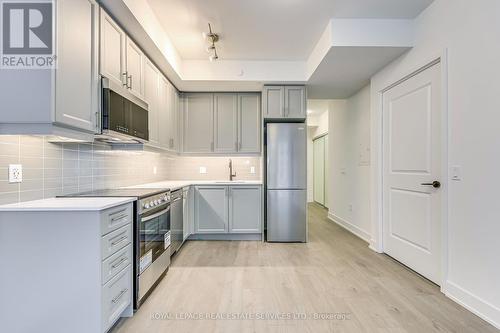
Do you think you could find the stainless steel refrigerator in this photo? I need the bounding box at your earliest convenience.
[266,123,307,242]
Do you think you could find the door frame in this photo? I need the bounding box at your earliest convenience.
[370,49,450,289]
[312,133,328,207]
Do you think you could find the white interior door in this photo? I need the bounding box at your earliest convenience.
[313,136,325,205]
[383,63,442,284]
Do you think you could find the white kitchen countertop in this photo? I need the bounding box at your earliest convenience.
[0,197,134,212]
[127,180,263,191]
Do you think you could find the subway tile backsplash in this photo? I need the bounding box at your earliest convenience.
[168,156,262,181]
[0,135,262,205]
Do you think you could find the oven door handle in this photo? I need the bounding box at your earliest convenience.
[141,207,170,222]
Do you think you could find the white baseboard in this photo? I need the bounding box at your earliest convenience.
[443,281,500,329]
[327,212,370,243]
[368,242,382,253]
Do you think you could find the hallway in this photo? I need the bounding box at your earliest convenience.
[113,204,497,333]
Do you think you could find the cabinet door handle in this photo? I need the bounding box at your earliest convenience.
[122,72,128,87]
[111,257,128,269]
[110,235,128,247]
[235,142,238,151]
[112,288,128,304]
[127,75,133,90]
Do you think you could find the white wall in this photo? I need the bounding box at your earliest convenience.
[307,103,329,203]
[328,87,371,241]
[370,0,500,327]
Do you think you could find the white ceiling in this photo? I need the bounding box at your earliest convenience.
[147,0,433,61]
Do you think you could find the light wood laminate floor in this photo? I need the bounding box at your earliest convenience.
[112,203,498,333]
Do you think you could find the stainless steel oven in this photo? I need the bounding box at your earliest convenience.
[136,191,171,308]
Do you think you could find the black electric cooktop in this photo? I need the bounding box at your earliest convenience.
[62,188,169,199]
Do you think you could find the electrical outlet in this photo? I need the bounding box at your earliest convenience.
[9,164,22,183]
[348,204,353,212]
[153,166,157,175]
[199,166,207,174]
[250,166,255,174]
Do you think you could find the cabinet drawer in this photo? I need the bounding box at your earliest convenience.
[101,224,132,260]
[102,265,132,332]
[100,204,133,236]
[102,244,133,285]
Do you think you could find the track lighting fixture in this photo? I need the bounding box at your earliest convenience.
[203,23,219,61]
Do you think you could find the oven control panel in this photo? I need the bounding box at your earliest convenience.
[139,192,170,213]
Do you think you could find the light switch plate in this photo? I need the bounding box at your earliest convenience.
[199,166,207,174]
[9,164,22,183]
[451,165,462,181]
[250,166,255,174]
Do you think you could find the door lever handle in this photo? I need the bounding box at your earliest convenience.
[421,181,441,188]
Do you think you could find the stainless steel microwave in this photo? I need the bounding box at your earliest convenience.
[99,77,149,143]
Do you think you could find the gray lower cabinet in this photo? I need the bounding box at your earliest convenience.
[263,85,306,119]
[229,186,262,233]
[0,202,134,333]
[194,185,262,234]
[194,186,228,233]
[182,186,190,241]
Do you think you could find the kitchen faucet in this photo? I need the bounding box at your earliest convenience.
[229,159,237,181]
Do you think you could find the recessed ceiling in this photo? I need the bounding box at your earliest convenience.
[147,0,434,61]
[307,46,410,99]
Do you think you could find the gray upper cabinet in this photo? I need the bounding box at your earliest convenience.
[166,85,179,151]
[263,85,306,119]
[263,86,284,118]
[285,86,306,118]
[194,186,228,233]
[0,0,99,138]
[158,76,170,148]
[214,94,238,153]
[170,90,180,151]
[229,186,262,233]
[100,9,144,100]
[125,38,145,100]
[182,92,261,154]
[183,93,214,153]
[100,9,126,88]
[145,66,179,152]
[238,94,261,153]
[144,59,160,145]
[55,0,99,133]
